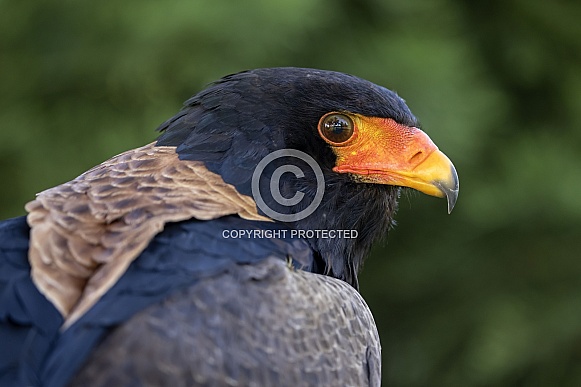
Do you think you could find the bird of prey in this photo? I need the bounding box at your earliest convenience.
[0,67,458,387]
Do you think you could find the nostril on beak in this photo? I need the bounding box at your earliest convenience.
[409,150,424,165]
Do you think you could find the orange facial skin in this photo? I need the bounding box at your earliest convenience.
[319,113,459,213]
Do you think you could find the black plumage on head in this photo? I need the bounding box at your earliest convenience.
[157,67,418,288]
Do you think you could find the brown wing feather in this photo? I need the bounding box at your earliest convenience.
[26,143,269,327]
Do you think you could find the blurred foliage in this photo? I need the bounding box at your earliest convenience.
[1,0,580,385]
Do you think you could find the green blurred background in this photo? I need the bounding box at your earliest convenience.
[1,0,580,385]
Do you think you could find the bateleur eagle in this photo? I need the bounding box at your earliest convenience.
[0,67,458,387]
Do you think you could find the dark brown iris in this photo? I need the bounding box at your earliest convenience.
[319,113,354,145]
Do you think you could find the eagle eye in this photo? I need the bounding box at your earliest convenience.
[318,113,355,145]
